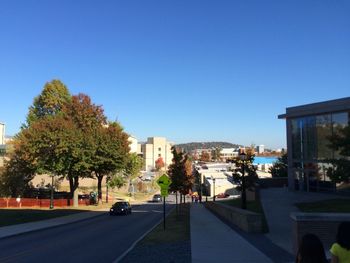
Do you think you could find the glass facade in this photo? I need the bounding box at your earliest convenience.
[290,111,350,192]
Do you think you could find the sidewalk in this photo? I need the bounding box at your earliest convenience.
[0,209,108,239]
[191,203,273,263]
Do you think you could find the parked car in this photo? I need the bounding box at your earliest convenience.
[152,194,162,202]
[216,193,229,198]
[109,201,132,215]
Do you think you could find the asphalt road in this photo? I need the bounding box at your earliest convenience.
[0,202,174,263]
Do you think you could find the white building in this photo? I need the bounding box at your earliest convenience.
[128,135,140,154]
[220,148,238,160]
[140,137,173,171]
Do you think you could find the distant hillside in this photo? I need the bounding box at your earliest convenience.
[175,142,243,153]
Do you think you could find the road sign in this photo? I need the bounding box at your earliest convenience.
[156,174,172,189]
[160,188,169,197]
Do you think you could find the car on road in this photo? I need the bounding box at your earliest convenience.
[216,193,229,198]
[109,201,132,215]
[152,194,162,202]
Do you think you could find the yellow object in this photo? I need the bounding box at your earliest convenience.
[330,243,350,263]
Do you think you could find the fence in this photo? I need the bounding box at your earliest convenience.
[0,197,90,208]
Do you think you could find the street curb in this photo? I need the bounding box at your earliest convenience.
[113,206,175,263]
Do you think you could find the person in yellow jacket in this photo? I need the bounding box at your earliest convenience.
[330,222,350,263]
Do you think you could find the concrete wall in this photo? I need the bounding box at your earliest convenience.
[204,201,264,233]
[291,213,350,254]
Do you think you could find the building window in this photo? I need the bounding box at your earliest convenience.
[158,147,161,151]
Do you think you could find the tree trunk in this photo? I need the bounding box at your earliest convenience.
[69,176,79,208]
[97,174,103,204]
[175,191,178,215]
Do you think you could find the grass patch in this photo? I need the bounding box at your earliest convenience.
[0,209,87,227]
[295,199,350,213]
[139,203,190,245]
[218,198,269,233]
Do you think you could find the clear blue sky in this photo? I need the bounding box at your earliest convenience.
[1,0,349,149]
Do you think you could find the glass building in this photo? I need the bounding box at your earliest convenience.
[279,97,350,193]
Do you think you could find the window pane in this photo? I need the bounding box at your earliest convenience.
[291,119,302,160]
[316,114,332,159]
[332,112,349,158]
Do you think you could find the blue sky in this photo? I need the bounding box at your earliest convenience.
[0,0,349,149]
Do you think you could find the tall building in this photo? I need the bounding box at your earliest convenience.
[279,97,350,193]
[257,145,265,154]
[141,137,173,171]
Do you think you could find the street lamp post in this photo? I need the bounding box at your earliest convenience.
[50,175,54,209]
[212,177,216,202]
[239,152,247,209]
[199,173,202,203]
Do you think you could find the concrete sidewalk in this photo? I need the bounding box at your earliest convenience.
[191,203,273,263]
[0,209,108,239]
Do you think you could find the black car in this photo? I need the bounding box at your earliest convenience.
[152,194,162,202]
[109,201,132,215]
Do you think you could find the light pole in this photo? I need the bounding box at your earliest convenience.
[239,152,247,209]
[212,176,216,202]
[199,173,202,203]
[50,175,54,209]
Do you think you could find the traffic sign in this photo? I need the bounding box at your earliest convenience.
[157,174,172,189]
[160,188,169,197]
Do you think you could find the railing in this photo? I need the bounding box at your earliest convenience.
[0,197,90,208]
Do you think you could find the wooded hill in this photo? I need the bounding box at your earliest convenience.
[175,142,243,153]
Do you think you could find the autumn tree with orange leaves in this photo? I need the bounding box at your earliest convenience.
[168,146,194,202]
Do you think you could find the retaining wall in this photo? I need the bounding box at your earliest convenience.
[204,201,264,233]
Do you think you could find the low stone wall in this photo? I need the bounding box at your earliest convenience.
[204,201,264,233]
[291,213,350,254]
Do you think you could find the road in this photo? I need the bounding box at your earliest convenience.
[0,202,174,263]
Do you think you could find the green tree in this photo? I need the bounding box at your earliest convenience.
[0,137,36,197]
[125,153,144,180]
[326,126,350,184]
[232,148,258,191]
[26,79,71,126]
[269,153,288,177]
[92,122,130,202]
[211,147,222,162]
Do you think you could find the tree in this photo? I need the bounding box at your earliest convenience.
[92,122,130,202]
[269,153,288,177]
[326,126,350,184]
[168,147,194,196]
[211,147,222,162]
[0,137,36,197]
[200,151,210,162]
[26,79,71,126]
[232,148,258,191]
[155,157,165,171]
[125,153,144,180]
